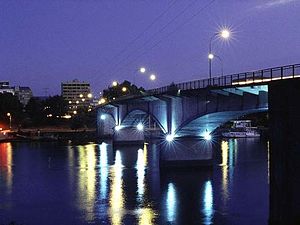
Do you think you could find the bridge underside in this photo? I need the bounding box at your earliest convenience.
[177,108,268,138]
[97,84,268,141]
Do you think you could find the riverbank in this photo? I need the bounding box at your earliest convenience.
[0,127,97,143]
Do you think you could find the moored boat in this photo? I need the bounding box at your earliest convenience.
[222,120,260,138]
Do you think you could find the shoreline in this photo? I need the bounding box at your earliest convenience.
[0,128,97,143]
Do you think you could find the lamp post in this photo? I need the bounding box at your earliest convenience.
[7,113,11,129]
[208,29,230,84]
[133,67,146,85]
[208,53,224,77]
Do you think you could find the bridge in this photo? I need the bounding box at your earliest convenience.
[97,63,300,225]
[97,63,299,142]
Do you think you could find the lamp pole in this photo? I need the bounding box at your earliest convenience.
[7,113,11,129]
[208,29,230,85]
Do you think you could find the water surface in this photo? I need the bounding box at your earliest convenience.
[0,138,269,225]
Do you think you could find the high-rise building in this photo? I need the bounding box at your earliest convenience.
[61,79,92,114]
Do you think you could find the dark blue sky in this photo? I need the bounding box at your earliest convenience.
[1,0,300,96]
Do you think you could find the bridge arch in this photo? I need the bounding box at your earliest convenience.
[121,109,166,133]
[175,108,268,138]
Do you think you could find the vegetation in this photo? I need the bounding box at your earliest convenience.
[102,80,144,101]
[0,93,23,128]
[0,94,95,130]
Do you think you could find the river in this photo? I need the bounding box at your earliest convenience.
[0,138,269,225]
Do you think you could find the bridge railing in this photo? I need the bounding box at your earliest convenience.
[149,63,300,94]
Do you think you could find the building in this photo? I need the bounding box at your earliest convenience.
[0,81,33,106]
[61,79,92,114]
[0,81,14,95]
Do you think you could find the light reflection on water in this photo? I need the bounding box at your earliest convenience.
[109,150,124,225]
[202,181,214,225]
[99,142,108,200]
[166,183,177,222]
[77,144,96,222]
[0,138,268,225]
[0,142,13,193]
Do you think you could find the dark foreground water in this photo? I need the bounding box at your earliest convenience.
[0,138,269,225]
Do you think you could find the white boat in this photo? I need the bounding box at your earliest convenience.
[222,120,260,138]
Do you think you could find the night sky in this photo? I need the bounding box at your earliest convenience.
[1,0,300,96]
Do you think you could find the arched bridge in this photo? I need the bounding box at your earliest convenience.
[97,64,300,141]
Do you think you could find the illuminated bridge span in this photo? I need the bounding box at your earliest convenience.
[97,65,300,225]
[97,63,299,142]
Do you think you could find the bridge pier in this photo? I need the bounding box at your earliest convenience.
[269,78,300,225]
[160,138,213,167]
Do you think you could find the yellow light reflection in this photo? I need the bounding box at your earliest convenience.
[138,208,156,225]
[0,143,13,193]
[136,144,156,225]
[109,150,125,225]
[77,144,96,222]
[221,140,229,200]
[143,143,148,166]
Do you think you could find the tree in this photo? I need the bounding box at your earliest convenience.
[0,93,23,126]
[102,80,145,101]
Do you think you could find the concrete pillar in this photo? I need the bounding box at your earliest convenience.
[269,78,300,225]
[160,138,213,167]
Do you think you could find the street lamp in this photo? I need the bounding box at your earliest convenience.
[207,53,224,76]
[149,74,156,81]
[7,113,11,129]
[112,81,118,87]
[208,28,230,84]
[139,67,146,73]
[133,67,147,85]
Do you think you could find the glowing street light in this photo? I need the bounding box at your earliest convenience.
[112,81,118,87]
[122,87,127,92]
[7,113,11,129]
[99,98,106,104]
[100,114,106,120]
[140,67,146,73]
[87,93,93,98]
[220,29,230,39]
[150,74,156,81]
[208,28,231,84]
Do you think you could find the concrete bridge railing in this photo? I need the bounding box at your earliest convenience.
[149,63,300,94]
